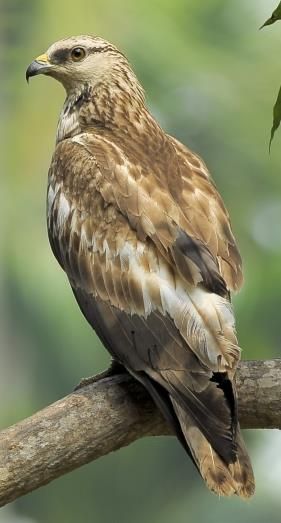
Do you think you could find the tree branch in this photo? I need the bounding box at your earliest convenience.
[1,359,281,507]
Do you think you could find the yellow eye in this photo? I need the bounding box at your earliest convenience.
[71,47,86,62]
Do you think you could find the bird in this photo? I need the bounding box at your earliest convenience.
[26,35,255,498]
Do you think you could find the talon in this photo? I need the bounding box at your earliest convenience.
[74,361,126,391]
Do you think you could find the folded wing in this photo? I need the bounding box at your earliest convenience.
[46,134,253,497]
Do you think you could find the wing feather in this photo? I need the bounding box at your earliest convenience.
[47,168,240,374]
[70,132,242,293]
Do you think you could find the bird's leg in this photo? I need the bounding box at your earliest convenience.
[74,359,127,391]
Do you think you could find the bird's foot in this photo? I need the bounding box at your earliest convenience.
[74,360,126,391]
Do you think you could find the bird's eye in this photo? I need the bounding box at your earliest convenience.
[70,47,86,62]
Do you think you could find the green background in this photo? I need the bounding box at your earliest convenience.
[1,0,281,521]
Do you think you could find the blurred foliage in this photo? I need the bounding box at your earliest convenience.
[260,1,281,28]
[260,2,281,149]
[269,85,281,151]
[1,0,281,522]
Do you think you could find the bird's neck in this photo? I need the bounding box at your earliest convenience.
[56,80,160,143]
[56,85,90,143]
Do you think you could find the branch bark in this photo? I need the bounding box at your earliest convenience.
[1,359,281,507]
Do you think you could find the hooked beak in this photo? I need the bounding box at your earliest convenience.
[26,53,53,83]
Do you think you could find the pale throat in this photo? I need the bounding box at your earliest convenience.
[56,74,146,143]
[56,85,90,143]
[56,81,116,143]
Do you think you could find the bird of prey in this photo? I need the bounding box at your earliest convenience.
[26,35,255,498]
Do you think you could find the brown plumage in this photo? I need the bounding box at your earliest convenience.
[26,35,254,497]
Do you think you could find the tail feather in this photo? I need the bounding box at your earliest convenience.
[164,369,237,464]
[134,370,198,468]
[134,368,255,498]
[229,429,255,498]
[171,398,255,498]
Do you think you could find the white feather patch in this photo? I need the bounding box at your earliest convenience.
[116,241,240,371]
[57,192,71,229]
[47,183,59,216]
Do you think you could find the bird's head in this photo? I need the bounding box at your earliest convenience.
[26,35,141,96]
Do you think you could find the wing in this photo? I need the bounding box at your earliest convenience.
[69,129,242,295]
[47,139,240,374]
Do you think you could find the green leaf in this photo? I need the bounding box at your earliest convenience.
[260,1,281,29]
[269,85,281,151]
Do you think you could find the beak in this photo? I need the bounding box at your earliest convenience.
[26,53,53,83]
